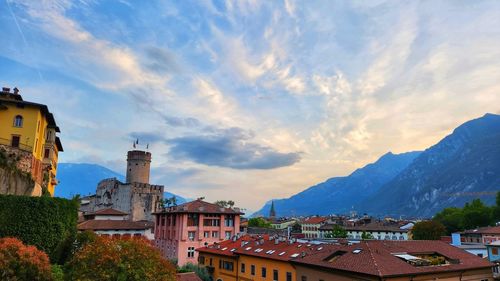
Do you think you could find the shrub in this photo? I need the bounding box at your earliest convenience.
[0,195,78,263]
[65,236,176,281]
[0,237,53,281]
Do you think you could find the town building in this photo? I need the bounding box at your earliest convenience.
[461,226,500,244]
[197,234,313,281]
[485,241,500,278]
[451,233,488,258]
[80,150,163,222]
[319,222,409,240]
[154,199,243,266]
[0,87,63,196]
[301,217,327,239]
[77,208,154,239]
[270,218,297,230]
[292,240,494,281]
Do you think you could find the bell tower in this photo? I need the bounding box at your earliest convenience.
[126,150,151,184]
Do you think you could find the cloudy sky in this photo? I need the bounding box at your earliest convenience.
[1,0,499,212]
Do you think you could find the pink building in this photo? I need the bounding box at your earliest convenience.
[154,199,243,265]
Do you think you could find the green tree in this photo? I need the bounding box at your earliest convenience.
[361,231,374,240]
[412,220,446,240]
[214,200,235,208]
[491,192,500,223]
[433,207,463,234]
[65,236,176,281]
[178,263,210,281]
[324,225,348,239]
[290,223,302,233]
[462,199,491,229]
[248,217,272,228]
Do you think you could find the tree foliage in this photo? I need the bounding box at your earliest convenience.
[0,195,78,263]
[361,231,374,240]
[412,221,446,240]
[248,217,271,228]
[178,263,210,281]
[65,236,176,281]
[324,225,348,239]
[214,200,235,208]
[433,193,500,234]
[0,237,53,281]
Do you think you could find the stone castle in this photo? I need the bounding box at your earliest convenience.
[80,150,164,221]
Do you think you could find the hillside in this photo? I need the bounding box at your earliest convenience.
[362,113,500,217]
[55,163,187,203]
[253,151,421,217]
[255,113,500,218]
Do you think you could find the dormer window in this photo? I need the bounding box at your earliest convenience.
[13,115,23,127]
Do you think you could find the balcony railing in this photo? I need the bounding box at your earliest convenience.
[0,137,32,152]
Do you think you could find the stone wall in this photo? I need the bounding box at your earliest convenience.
[0,145,41,196]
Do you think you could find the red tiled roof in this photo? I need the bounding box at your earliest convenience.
[303,217,327,225]
[197,235,326,262]
[156,199,244,215]
[176,272,202,281]
[78,220,153,231]
[463,226,500,235]
[84,208,128,216]
[292,240,492,277]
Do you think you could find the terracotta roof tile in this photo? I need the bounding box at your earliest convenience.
[84,208,128,216]
[292,240,492,277]
[303,217,327,224]
[176,272,202,281]
[463,226,500,235]
[77,220,153,231]
[157,199,244,215]
[197,235,325,262]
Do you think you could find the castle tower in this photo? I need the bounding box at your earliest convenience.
[126,150,151,184]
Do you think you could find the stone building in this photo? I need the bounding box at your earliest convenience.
[80,150,163,222]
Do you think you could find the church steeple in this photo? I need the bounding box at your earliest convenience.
[269,200,276,218]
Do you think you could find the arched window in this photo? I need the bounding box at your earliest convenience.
[13,115,23,127]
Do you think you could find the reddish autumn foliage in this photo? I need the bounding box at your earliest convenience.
[0,237,53,281]
[65,236,176,281]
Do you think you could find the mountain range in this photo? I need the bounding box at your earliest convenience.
[55,163,186,203]
[255,113,500,218]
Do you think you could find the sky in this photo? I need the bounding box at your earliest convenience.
[1,0,500,212]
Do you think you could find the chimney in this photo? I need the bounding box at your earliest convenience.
[274,239,279,245]
[13,87,19,95]
[2,87,10,93]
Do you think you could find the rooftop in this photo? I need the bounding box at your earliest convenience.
[84,208,128,217]
[155,199,244,215]
[77,220,153,231]
[462,226,500,235]
[198,235,326,262]
[303,217,327,224]
[292,240,492,277]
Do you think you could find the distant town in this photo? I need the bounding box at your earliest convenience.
[0,87,499,280]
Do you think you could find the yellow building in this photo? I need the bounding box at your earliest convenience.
[197,235,301,281]
[0,87,63,196]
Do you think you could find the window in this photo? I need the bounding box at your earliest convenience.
[273,269,278,281]
[225,231,232,239]
[212,231,219,238]
[301,276,307,281]
[261,267,266,278]
[11,135,20,148]
[209,258,213,266]
[204,231,210,238]
[13,115,23,127]
[222,261,234,271]
[251,265,255,275]
[199,255,205,265]
[241,263,245,273]
[493,248,499,255]
[225,215,235,227]
[286,272,292,281]
[187,214,199,226]
[188,231,196,241]
[187,247,195,258]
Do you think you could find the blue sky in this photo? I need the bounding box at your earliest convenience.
[1,0,500,212]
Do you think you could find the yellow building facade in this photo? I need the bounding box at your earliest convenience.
[197,235,298,281]
[0,87,63,196]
